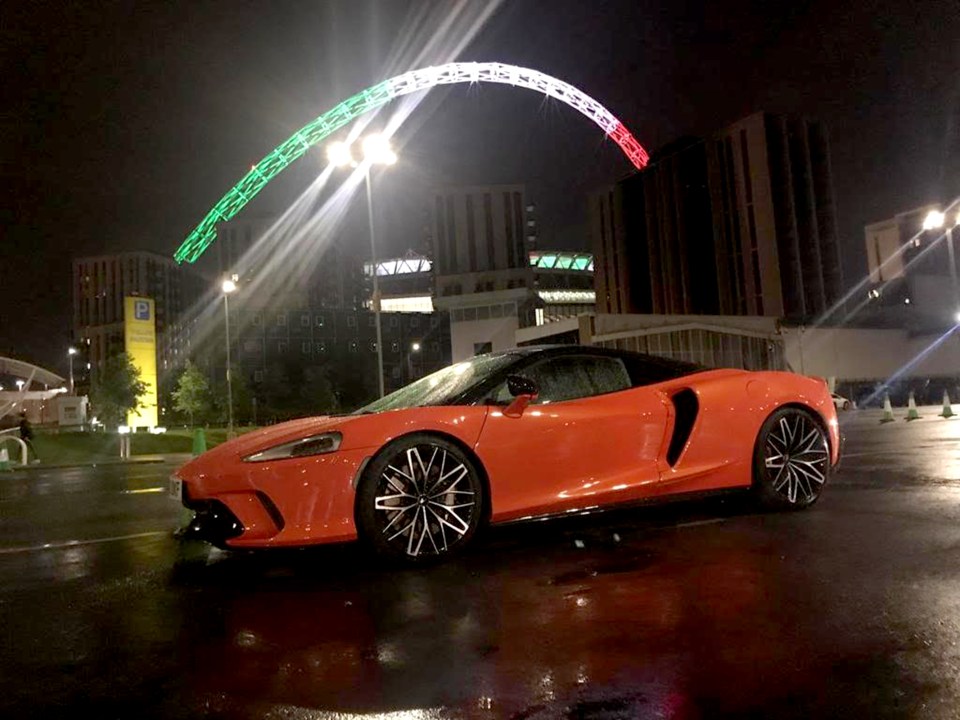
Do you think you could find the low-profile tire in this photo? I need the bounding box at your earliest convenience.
[355,434,486,563]
[753,406,830,510]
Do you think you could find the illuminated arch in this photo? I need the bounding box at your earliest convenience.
[174,62,649,263]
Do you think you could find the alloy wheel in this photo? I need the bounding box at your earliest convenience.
[371,443,479,558]
[762,412,829,504]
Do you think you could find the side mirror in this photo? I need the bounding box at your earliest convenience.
[503,375,538,418]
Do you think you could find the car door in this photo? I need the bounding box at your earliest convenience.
[474,353,670,521]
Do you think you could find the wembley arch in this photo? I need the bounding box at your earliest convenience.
[174,62,650,264]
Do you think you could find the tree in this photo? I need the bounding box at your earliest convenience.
[210,370,253,426]
[91,353,147,429]
[172,361,210,426]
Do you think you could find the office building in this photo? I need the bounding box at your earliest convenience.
[592,111,844,321]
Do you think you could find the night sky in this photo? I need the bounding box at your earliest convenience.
[3,0,958,374]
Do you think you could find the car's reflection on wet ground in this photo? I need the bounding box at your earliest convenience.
[2,413,960,718]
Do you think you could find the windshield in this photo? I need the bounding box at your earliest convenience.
[356,353,519,413]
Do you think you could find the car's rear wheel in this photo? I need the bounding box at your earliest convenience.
[356,434,485,563]
[753,407,830,509]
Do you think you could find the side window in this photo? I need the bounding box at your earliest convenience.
[487,356,631,405]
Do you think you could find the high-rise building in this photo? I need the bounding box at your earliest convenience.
[592,112,844,322]
[72,252,203,394]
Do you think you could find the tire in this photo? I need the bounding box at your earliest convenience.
[355,434,486,563]
[753,407,830,510]
[842,401,851,411]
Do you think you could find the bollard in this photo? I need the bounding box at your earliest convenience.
[192,428,207,456]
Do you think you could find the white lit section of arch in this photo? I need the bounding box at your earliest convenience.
[380,295,434,313]
[538,290,596,304]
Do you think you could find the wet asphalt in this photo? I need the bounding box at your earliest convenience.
[1,411,959,719]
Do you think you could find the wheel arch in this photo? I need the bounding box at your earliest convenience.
[353,429,493,525]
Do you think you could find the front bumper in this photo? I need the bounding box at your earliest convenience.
[180,482,245,547]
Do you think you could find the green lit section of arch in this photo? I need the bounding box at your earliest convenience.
[174,80,392,264]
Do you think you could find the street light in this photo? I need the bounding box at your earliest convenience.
[411,342,421,352]
[326,133,398,398]
[221,275,238,437]
[922,209,960,317]
[922,209,945,231]
[67,347,77,394]
[16,380,25,392]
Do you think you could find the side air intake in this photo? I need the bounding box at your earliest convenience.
[666,389,699,466]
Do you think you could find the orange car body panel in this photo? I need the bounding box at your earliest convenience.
[174,369,839,548]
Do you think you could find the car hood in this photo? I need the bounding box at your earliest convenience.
[182,415,356,469]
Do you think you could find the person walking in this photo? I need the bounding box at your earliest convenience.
[18,411,40,463]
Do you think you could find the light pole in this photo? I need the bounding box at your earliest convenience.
[221,276,238,437]
[327,134,397,398]
[67,347,77,395]
[923,209,960,313]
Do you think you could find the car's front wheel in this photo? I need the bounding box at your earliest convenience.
[356,434,485,562]
[753,407,830,509]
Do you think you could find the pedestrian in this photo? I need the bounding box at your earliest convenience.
[19,411,40,463]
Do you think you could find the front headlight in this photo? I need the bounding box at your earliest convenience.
[242,432,342,463]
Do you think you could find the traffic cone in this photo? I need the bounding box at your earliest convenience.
[941,391,956,419]
[0,447,10,471]
[905,392,921,421]
[192,428,207,456]
[880,395,895,423]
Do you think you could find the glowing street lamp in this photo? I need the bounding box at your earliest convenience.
[67,347,77,394]
[326,133,398,398]
[221,275,238,437]
[16,380,25,392]
[326,141,355,168]
[922,209,960,315]
[922,210,945,231]
[411,342,421,352]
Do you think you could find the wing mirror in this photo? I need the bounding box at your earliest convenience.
[503,375,539,418]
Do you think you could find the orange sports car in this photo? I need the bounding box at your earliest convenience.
[171,346,840,562]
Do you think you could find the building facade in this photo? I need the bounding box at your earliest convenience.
[72,252,204,394]
[593,112,844,322]
[863,202,960,329]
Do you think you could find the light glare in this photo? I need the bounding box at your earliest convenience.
[923,210,945,231]
[221,279,237,294]
[362,133,396,165]
[326,141,354,167]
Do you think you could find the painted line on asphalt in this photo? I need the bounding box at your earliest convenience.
[0,530,169,555]
[674,517,728,529]
[120,487,166,494]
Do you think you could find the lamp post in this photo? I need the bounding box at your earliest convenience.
[923,209,960,313]
[67,347,77,395]
[221,276,238,437]
[327,133,397,398]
